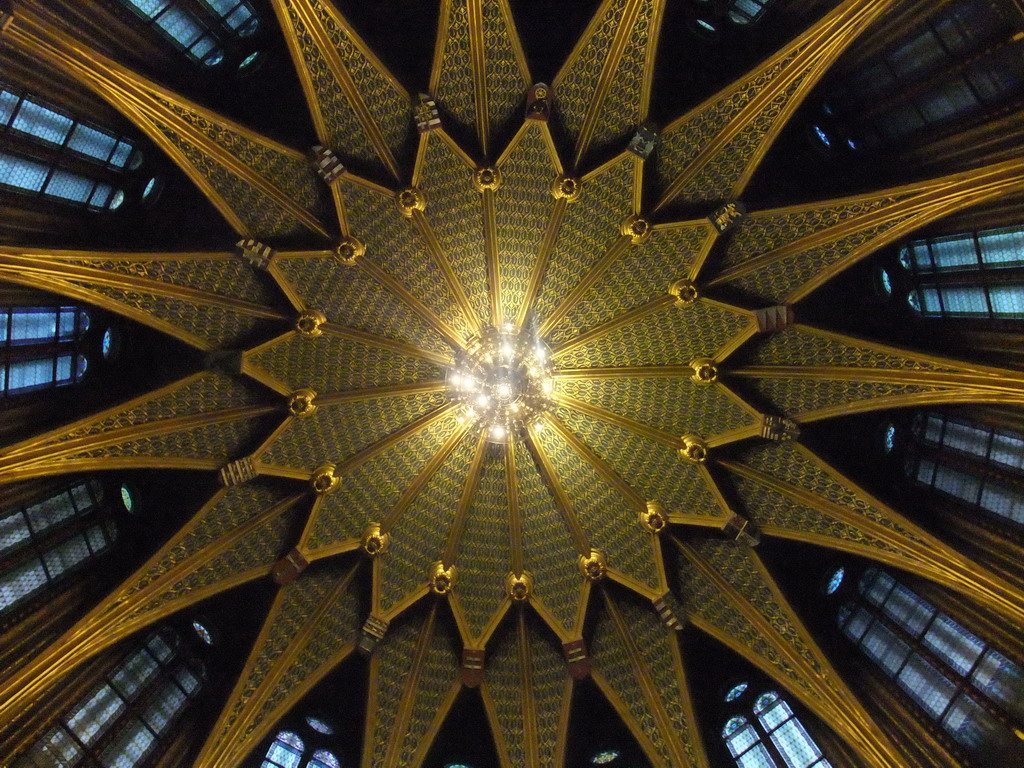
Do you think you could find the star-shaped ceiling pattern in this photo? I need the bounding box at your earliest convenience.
[1,1,1024,766]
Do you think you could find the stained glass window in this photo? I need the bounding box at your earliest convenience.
[305,716,334,735]
[1,305,94,398]
[726,682,750,702]
[263,732,305,768]
[826,568,845,595]
[308,751,341,768]
[591,750,620,764]
[840,568,1024,756]
[0,480,117,615]
[725,693,830,768]
[23,629,205,767]
[192,620,214,645]
[119,0,226,65]
[728,0,773,26]
[199,0,260,36]
[906,413,1024,525]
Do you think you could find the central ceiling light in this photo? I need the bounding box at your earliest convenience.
[448,325,554,443]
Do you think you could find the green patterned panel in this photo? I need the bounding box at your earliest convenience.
[418,133,490,328]
[534,425,660,591]
[249,334,442,393]
[368,612,459,767]
[590,596,673,767]
[743,327,957,373]
[556,300,750,370]
[340,175,476,342]
[308,414,463,551]
[730,474,906,559]
[719,195,910,270]
[130,500,304,620]
[302,0,410,167]
[663,76,804,210]
[558,376,756,437]
[242,563,360,744]
[434,0,476,133]
[481,0,531,140]
[515,435,584,633]
[79,282,267,350]
[555,0,627,140]
[71,417,268,464]
[736,442,929,546]
[533,155,637,327]
[654,47,803,207]
[588,0,659,152]
[554,407,725,521]
[274,255,452,357]
[455,450,511,640]
[152,101,321,238]
[744,377,942,421]
[495,124,558,323]
[550,223,709,346]
[57,375,265,444]
[598,594,705,768]
[725,213,924,303]
[259,391,448,471]
[677,553,810,696]
[57,255,278,306]
[378,433,479,613]
[120,483,288,599]
[486,618,568,768]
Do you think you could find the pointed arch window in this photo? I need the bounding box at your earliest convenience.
[898,226,1024,320]
[18,627,206,767]
[838,568,1024,758]
[904,412,1024,526]
[0,480,117,615]
[262,731,305,768]
[1,306,92,397]
[723,692,831,768]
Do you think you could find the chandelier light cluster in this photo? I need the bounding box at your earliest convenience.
[447,325,554,443]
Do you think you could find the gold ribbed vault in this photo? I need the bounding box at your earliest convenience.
[1,0,1023,766]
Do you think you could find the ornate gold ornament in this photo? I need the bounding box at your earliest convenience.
[310,464,340,495]
[396,186,426,217]
[333,236,365,266]
[429,561,456,595]
[295,309,327,338]
[578,550,607,582]
[620,214,652,244]
[361,523,391,557]
[504,571,534,601]
[639,501,667,534]
[473,166,502,193]
[668,279,699,308]
[550,174,582,203]
[690,357,718,385]
[287,388,318,418]
[679,435,708,464]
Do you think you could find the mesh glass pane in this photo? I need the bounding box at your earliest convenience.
[111,648,160,699]
[26,489,78,534]
[757,699,792,731]
[768,719,822,768]
[972,648,1024,719]
[932,464,979,504]
[935,285,989,316]
[155,6,204,47]
[0,90,18,125]
[989,429,1024,470]
[309,752,342,768]
[0,558,47,610]
[726,723,761,757]
[0,510,30,555]
[29,728,83,765]
[42,533,91,577]
[100,717,156,768]
[917,78,979,124]
[923,614,984,675]
[979,481,1024,524]
[942,693,1015,753]
[928,234,978,272]
[987,285,1024,317]
[68,123,119,164]
[978,228,1024,268]
[127,0,170,19]
[898,654,956,718]
[146,633,176,664]
[141,680,187,733]
[0,153,49,192]
[737,743,779,768]
[10,308,57,344]
[882,584,935,637]
[11,99,73,145]
[938,420,989,457]
[861,620,911,676]
[67,683,126,743]
[860,570,895,607]
[45,168,94,203]
[174,664,202,694]
[265,741,303,768]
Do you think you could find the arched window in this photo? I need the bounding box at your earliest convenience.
[727,0,773,26]
[904,412,1024,526]
[308,751,340,768]
[820,0,1023,149]
[118,0,226,66]
[198,0,260,37]
[838,568,1024,758]
[262,731,306,768]
[722,692,831,767]
[0,480,116,614]
[1,305,92,396]
[21,627,206,767]
[899,226,1024,320]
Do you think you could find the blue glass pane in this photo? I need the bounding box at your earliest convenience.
[226,6,254,31]
[45,169,95,203]
[127,0,171,19]
[305,716,333,735]
[591,750,620,765]
[726,723,760,757]
[754,691,779,714]
[898,654,956,718]
[190,35,218,59]
[879,268,893,295]
[736,744,778,768]
[725,682,749,702]
[973,648,1024,719]
[724,716,748,737]
[923,614,984,675]
[67,124,118,164]
[192,621,214,645]
[7,357,56,393]
[0,153,49,192]
[111,142,134,169]
[56,354,73,384]
[156,7,204,47]
[826,568,845,595]
[11,99,73,144]
[812,125,831,148]
[883,423,896,453]
[768,718,822,768]
[978,227,1024,268]
[929,234,978,271]
[987,285,1024,317]
[0,90,19,125]
[11,309,57,345]
[309,751,341,768]
[102,328,113,358]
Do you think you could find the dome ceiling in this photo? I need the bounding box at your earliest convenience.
[1,0,1024,766]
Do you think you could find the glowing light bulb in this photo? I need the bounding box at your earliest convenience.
[497,382,513,400]
[476,394,490,408]
[503,322,515,333]
[450,373,462,387]
[490,425,506,440]
[501,343,514,358]
[542,379,553,394]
